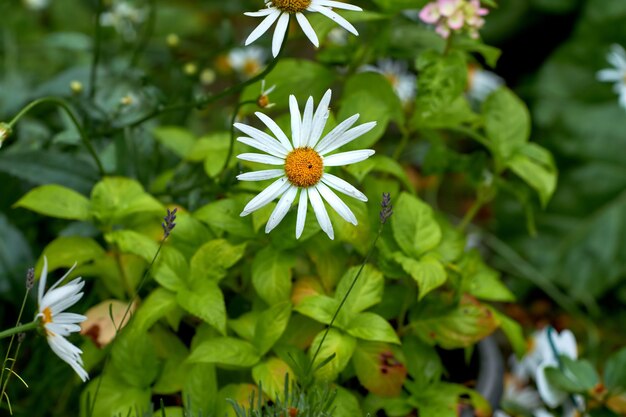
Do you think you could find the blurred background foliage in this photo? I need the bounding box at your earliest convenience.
[1,0,626,415]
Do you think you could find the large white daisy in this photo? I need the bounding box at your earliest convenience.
[235,89,376,240]
[244,0,363,57]
[37,256,89,382]
[597,44,626,109]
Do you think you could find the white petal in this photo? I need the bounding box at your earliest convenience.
[53,312,87,325]
[313,114,360,154]
[244,9,276,17]
[310,5,359,36]
[48,293,84,316]
[265,186,298,233]
[296,188,308,239]
[316,182,357,225]
[237,153,285,165]
[237,136,288,158]
[245,10,281,46]
[308,186,334,240]
[553,329,577,360]
[321,173,367,202]
[237,169,285,181]
[241,176,291,216]
[596,69,623,82]
[536,363,567,408]
[295,12,319,48]
[315,0,363,11]
[300,96,315,148]
[272,13,290,57]
[317,121,377,156]
[307,89,332,148]
[290,95,302,148]
[323,149,375,166]
[47,333,89,382]
[255,112,293,151]
[235,122,290,154]
[38,255,48,307]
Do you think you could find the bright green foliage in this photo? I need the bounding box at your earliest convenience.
[14,184,91,220]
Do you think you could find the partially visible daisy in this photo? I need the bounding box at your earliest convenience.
[228,47,268,79]
[244,0,363,57]
[596,44,626,109]
[535,327,577,408]
[100,1,146,42]
[37,257,89,382]
[235,89,376,239]
[23,0,50,10]
[467,65,504,102]
[257,80,277,109]
[362,59,417,106]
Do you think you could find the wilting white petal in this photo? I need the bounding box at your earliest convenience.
[237,153,285,165]
[321,173,367,202]
[245,10,281,46]
[296,188,308,239]
[323,149,375,166]
[308,186,334,240]
[266,185,298,233]
[241,177,291,216]
[272,13,290,57]
[237,170,285,181]
[316,182,357,225]
[295,12,319,48]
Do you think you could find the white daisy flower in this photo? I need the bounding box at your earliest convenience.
[535,328,577,408]
[235,89,376,239]
[228,47,268,79]
[23,0,50,10]
[362,59,417,106]
[597,44,626,109]
[100,1,146,42]
[37,256,89,382]
[467,65,504,102]
[244,0,363,57]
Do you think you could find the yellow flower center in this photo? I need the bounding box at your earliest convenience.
[42,306,53,324]
[243,58,261,77]
[284,147,323,188]
[272,0,311,14]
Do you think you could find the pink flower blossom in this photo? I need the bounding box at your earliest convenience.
[419,3,440,24]
[418,0,490,40]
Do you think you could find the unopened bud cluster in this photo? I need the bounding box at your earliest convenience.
[380,193,393,224]
[419,0,489,39]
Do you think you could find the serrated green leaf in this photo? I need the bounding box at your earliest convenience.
[253,302,292,355]
[394,253,447,300]
[38,236,104,274]
[189,239,246,284]
[134,288,177,331]
[194,198,256,238]
[392,193,442,258]
[187,337,261,368]
[334,264,384,315]
[294,294,343,327]
[177,280,227,335]
[347,312,400,344]
[310,329,356,381]
[111,326,159,388]
[14,184,90,220]
[251,246,294,305]
[507,142,558,207]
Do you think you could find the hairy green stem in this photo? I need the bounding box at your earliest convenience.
[0,322,37,341]
[8,97,105,175]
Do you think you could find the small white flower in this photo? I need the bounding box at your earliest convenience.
[467,66,504,102]
[37,257,89,382]
[258,80,277,109]
[236,89,376,239]
[327,28,348,46]
[534,328,577,408]
[244,0,363,57]
[23,0,50,10]
[597,44,626,109]
[100,1,146,41]
[228,47,268,79]
[362,59,417,105]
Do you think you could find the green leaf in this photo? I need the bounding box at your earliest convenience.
[410,296,500,349]
[189,239,246,284]
[194,198,255,238]
[14,184,90,220]
[294,295,343,327]
[327,198,372,254]
[310,329,356,381]
[152,126,196,159]
[394,253,447,300]
[605,347,626,393]
[216,384,261,417]
[460,250,515,302]
[344,155,414,194]
[392,192,442,258]
[111,326,159,388]
[334,264,384,315]
[483,87,531,168]
[252,358,294,402]
[347,312,400,344]
[182,363,218,416]
[134,288,178,331]
[251,246,294,305]
[352,342,407,397]
[151,328,189,395]
[306,237,347,291]
[187,337,261,368]
[407,382,491,417]
[332,386,363,417]
[507,142,558,207]
[253,302,292,355]
[545,356,599,393]
[80,374,150,417]
[90,177,164,226]
[402,335,443,389]
[38,236,104,273]
[491,309,526,359]
[177,279,227,335]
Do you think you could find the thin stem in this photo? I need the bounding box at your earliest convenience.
[457,194,486,232]
[89,0,104,99]
[308,223,385,378]
[8,97,105,176]
[0,322,38,341]
[130,0,157,67]
[221,100,257,176]
[0,338,26,405]
[392,126,411,160]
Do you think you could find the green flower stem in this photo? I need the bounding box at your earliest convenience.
[221,99,257,177]
[308,222,386,381]
[392,125,411,160]
[89,0,104,99]
[8,97,105,176]
[457,193,487,232]
[0,322,38,341]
